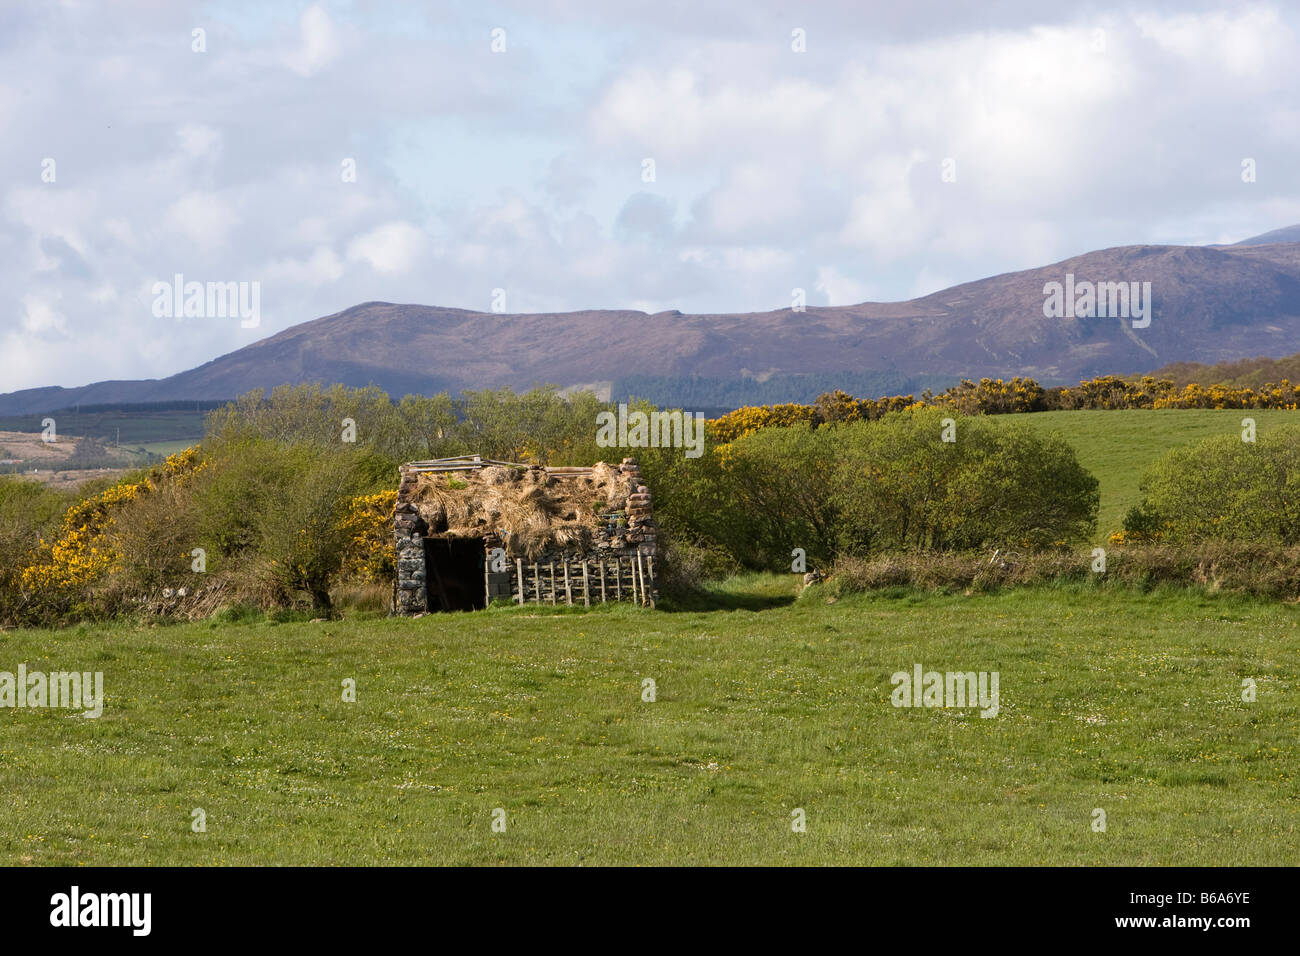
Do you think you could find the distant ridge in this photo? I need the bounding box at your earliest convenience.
[1232,224,1300,246]
[5,228,1300,415]
[1148,350,1300,388]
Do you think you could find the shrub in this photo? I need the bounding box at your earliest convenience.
[8,448,206,621]
[192,440,365,610]
[103,481,201,592]
[1125,427,1300,543]
[708,403,819,444]
[711,423,840,567]
[204,382,620,467]
[0,479,72,624]
[817,542,1300,601]
[16,480,145,618]
[338,490,397,584]
[654,409,1097,570]
[654,531,742,600]
[830,409,1098,553]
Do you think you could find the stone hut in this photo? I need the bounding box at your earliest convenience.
[394,455,657,613]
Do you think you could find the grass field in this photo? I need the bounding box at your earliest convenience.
[3,576,1297,866]
[134,439,200,458]
[1007,408,1300,534]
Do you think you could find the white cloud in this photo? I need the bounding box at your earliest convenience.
[164,193,241,250]
[1137,6,1293,76]
[21,294,66,336]
[815,266,876,306]
[285,4,341,77]
[346,222,425,275]
[177,124,222,158]
[265,246,345,284]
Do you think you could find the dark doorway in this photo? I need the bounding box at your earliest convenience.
[423,537,485,611]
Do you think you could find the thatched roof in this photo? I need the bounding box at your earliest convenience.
[405,459,634,558]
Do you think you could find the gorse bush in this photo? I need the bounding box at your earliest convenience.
[10,449,205,620]
[339,491,398,584]
[707,373,1300,443]
[106,482,201,592]
[0,438,378,621]
[1125,426,1300,543]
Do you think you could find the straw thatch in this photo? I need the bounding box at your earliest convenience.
[409,461,631,558]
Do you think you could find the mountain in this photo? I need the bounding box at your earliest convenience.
[1231,224,1300,246]
[5,227,1300,415]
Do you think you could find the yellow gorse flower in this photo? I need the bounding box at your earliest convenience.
[338,490,398,582]
[18,445,207,594]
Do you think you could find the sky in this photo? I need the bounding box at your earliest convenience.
[3,0,1299,392]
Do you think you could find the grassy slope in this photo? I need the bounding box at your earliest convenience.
[3,577,1297,865]
[1005,408,1300,535]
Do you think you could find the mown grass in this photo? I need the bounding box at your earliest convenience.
[2,575,1297,865]
[1008,408,1300,535]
